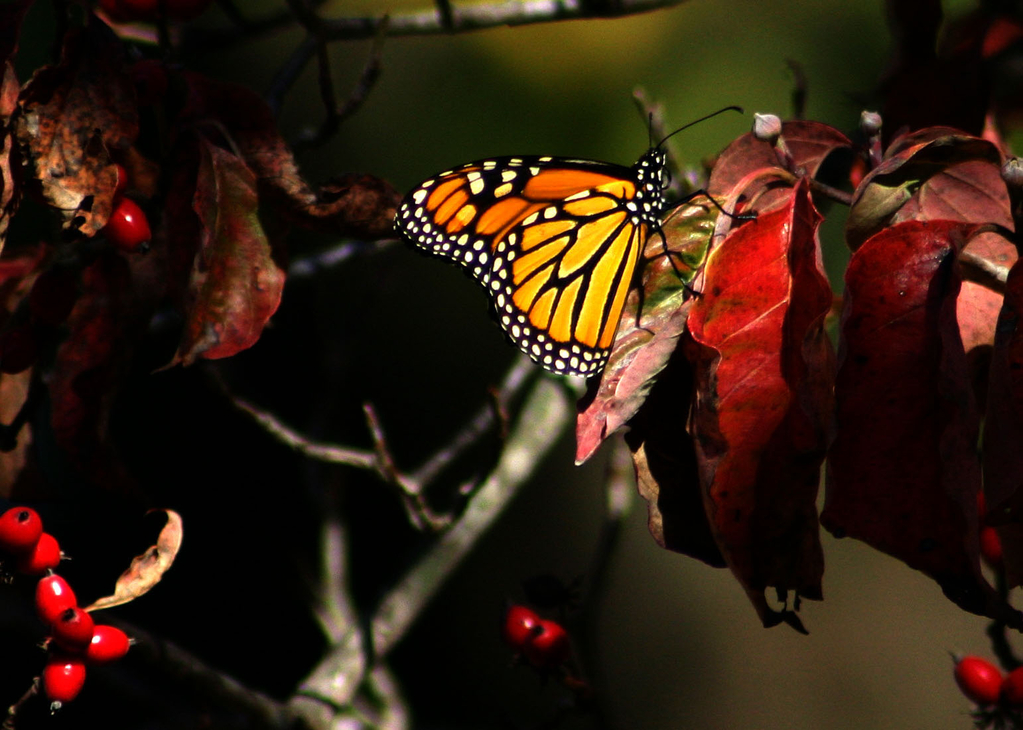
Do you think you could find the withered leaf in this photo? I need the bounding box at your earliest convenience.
[168,138,285,365]
[177,71,399,239]
[15,19,137,237]
[85,509,182,612]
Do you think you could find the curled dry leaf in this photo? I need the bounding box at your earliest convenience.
[85,510,182,611]
[176,70,399,239]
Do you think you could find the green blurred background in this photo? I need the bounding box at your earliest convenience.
[17,0,1012,728]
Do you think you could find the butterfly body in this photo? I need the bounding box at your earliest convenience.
[395,148,669,377]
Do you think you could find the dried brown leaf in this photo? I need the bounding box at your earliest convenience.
[85,509,182,611]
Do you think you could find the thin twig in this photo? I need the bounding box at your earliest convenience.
[3,676,39,730]
[363,403,451,531]
[808,177,854,207]
[219,355,537,534]
[288,239,400,279]
[104,617,307,730]
[786,58,807,120]
[293,20,389,152]
[313,0,691,40]
[573,436,634,730]
[225,389,377,470]
[409,355,533,485]
[370,374,574,659]
[265,34,319,117]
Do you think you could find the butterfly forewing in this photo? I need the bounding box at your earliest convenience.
[396,153,666,377]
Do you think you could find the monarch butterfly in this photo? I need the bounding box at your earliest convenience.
[394,108,742,378]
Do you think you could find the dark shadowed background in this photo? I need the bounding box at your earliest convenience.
[6,0,1009,728]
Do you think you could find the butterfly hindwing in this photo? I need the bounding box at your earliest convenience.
[396,151,667,377]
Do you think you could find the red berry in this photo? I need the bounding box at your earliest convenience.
[1003,666,1023,707]
[0,506,43,554]
[28,268,79,327]
[85,625,131,664]
[42,655,86,706]
[35,575,77,625]
[102,197,151,253]
[502,605,541,650]
[522,619,571,669]
[981,525,1004,568]
[51,607,95,652]
[954,656,1003,706]
[15,532,62,575]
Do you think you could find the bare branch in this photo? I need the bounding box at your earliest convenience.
[312,0,692,40]
[288,239,400,279]
[265,34,318,117]
[370,374,574,658]
[409,355,534,485]
[224,388,378,470]
[106,618,306,730]
[808,177,854,207]
[3,677,39,730]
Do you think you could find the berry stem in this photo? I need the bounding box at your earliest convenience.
[2,676,40,730]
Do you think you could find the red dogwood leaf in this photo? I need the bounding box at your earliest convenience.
[685,179,833,631]
[576,198,716,465]
[168,139,285,365]
[823,219,1020,626]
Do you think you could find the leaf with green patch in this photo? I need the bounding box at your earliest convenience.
[576,198,716,465]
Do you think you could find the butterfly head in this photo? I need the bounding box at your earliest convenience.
[632,147,669,217]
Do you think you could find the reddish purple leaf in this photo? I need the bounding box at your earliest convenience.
[846,129,1002,251]
[685,179,832,630]
[823,219,1020,626]
[168,139,285,365]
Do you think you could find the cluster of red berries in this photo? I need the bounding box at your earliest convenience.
[98,0,213,22]
[102,164,152,254]
[954,655,1023,722]
[0,506,131,711]
[502,605,571,670]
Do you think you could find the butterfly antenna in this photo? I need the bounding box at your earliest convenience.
[656,105,744,148]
